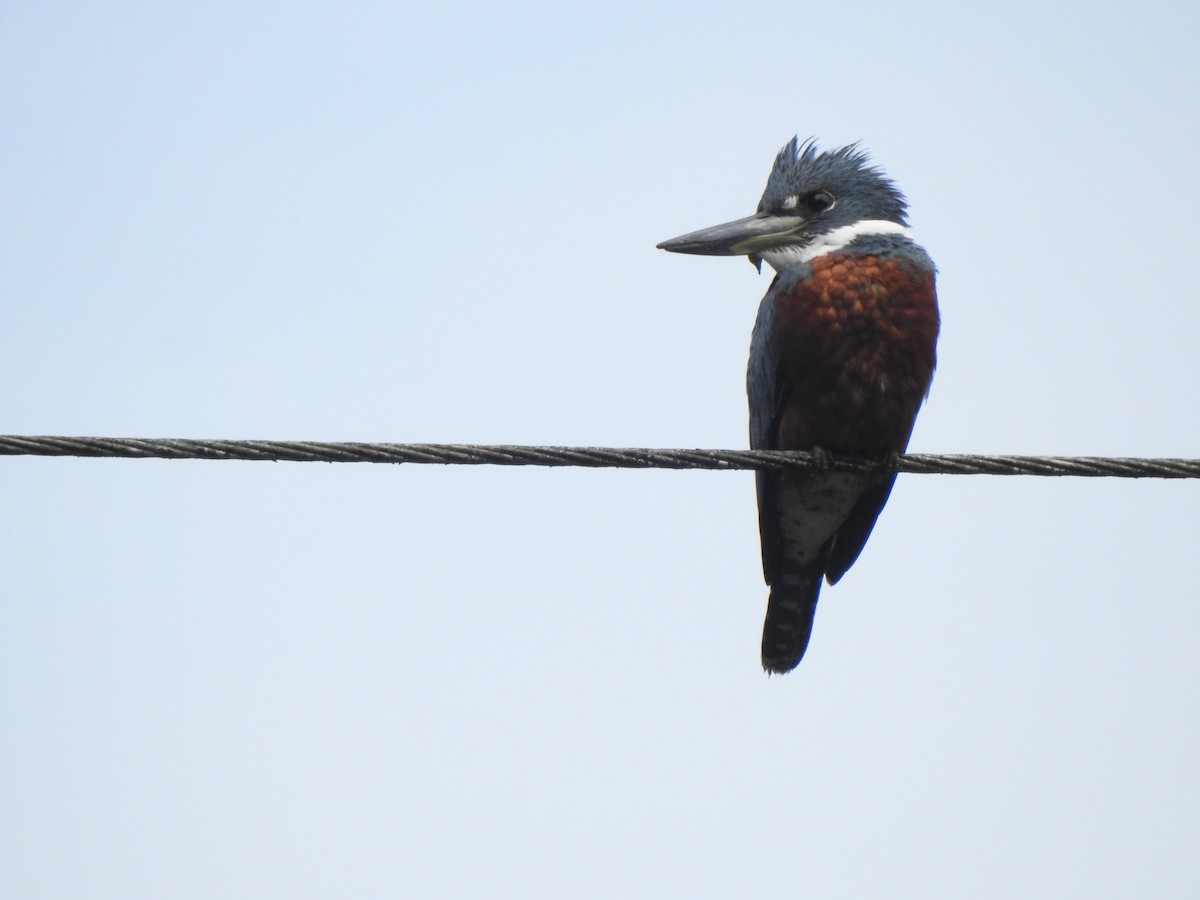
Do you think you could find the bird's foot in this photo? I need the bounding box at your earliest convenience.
[808,446,834,470]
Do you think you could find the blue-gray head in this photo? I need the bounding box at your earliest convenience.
[658,137,910,272]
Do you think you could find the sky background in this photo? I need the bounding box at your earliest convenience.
[3,2,1200,897]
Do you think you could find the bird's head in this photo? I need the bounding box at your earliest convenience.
[657,137,909,273]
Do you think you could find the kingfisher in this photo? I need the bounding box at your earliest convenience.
[657,137,939,673]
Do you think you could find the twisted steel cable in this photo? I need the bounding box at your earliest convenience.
[1,435,1197,478]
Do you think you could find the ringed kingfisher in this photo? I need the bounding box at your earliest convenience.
[657,136,940,673]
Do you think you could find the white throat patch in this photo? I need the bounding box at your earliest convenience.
[758,219,911,273]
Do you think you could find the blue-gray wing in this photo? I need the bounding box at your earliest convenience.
[746,285,780,454]
[746,283,787,584]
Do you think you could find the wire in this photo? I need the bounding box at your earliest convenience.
[0,435,1197,478]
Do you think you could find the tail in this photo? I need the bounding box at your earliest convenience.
[760,567,824,674]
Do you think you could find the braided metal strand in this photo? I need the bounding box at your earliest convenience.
[1,435,1198,478]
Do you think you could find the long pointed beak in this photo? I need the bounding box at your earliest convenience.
[656,212,806,257]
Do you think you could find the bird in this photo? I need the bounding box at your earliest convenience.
[657,137,940,673]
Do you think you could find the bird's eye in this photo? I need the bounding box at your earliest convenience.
[805,190,835,213]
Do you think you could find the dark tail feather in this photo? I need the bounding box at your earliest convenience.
[760,568,823,674]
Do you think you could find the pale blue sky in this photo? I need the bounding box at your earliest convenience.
[4,3,1200,896]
